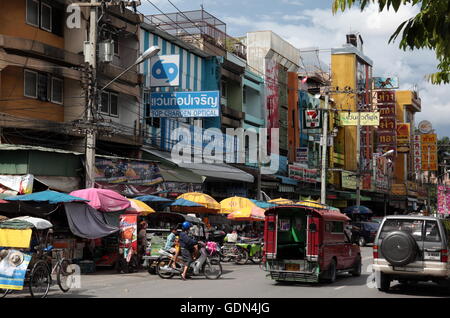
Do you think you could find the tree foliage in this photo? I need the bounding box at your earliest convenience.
[332,0,450,84]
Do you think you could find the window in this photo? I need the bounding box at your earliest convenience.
[379,219,424,241]
[26,0,39,27]
[51,77,63,104]
[24,70,38,98]
[331,222,344,234]
[24,69,63,105]
[100,91,119,117]
[425,221,441,242]
[112,34,119,56]
[221,81,227,98]
[243,87,246,104]
[40,2,52,32]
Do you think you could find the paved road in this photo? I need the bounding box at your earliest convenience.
[6,247,450,298]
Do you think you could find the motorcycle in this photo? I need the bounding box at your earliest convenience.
[235,238,264,265]
[219,242,249,265]
[155,241,222,279]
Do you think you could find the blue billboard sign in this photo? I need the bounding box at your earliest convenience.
[149,91,220,117]
[373,77,399,89]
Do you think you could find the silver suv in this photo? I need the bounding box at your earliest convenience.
[373,216,450,292]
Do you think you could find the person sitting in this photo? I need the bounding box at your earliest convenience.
[179,222,198,280]
[164,226,178,268]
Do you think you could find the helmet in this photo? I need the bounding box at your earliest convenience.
[182,221,192,230]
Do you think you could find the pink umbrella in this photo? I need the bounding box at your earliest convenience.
[69,188,130,212]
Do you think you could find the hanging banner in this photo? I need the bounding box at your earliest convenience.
[341,171,357,190]
[303,109,322,129]
[95,158,163,185]
[373,77,399,89]
[339,112,380,126]
[119,214,138,261]
[437,185,450,215]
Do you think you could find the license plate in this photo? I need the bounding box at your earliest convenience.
[424,251,441,261]
[286,264,300,271]
[393,266,423,272]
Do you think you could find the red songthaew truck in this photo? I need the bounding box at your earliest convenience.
[263,205,361,283]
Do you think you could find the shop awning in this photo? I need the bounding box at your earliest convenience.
[276,175,298,186]
[158,164,204,184]
[142,148,254,183]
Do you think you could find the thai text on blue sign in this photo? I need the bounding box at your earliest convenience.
[150,91,220,117]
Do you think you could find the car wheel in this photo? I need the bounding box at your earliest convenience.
[358,237,366,247]
[327,259,337,283]
[351,256,362,277]
[378,272,391,292]
[380,231,418,267]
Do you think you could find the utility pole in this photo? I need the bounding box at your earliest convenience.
[356,108,361,207]
[320,92,329,205]
[85,0,98,188]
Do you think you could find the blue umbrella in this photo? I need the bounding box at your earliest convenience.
[4,190,89,204]
[134,195,172,203]
[170,198,204,207]
[343,205,373,215]
[250,199,277,209]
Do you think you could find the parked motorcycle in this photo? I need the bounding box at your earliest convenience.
[220,242,249,265]
[155,242,222,279]
[236,238,264,264]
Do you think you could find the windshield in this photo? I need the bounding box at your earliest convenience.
[363,222,380,231]
[379,219,424,241]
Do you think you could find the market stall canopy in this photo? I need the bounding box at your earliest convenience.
[69,188,130,212]
[296,200,327,209]
[170,198,217,214]
[268,198,295,205]
[177,192,220,210]
[126,199,155,215]
[343,205,373,215]
[250,200,277,209]
[64,203,119,239]
[134,195,172,203]
[227,206,265,222]
[4,190,89,204]
[170,198,204,208]
[220,197,258,214]
[10,216,52,230]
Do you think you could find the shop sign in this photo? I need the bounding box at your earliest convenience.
[396,123,410,144]
[376,91,396,104]
[413,134,422,172]
[391,184,407,196]
[303,109,322,129]
[421,133,438,171]
[119,214,138,262]
[164,182,203,194]
[296,147,308,163]
[418,120,433,134]
[95,158,164,185]
[288,165,319,183]
[149,91,220,117]
[149,55,180,87]
[341,171,357,190]
[377,104,396,118]
[437,185,450,215]
[373,77,399,89]
[339,112,380,126]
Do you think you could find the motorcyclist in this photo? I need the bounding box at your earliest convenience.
[179,221,198,280]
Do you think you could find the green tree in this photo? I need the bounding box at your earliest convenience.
[332,0,450,84]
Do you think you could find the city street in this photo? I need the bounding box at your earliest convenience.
[5,247,449,298]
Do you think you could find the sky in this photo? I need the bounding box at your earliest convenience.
[139,0,450,139]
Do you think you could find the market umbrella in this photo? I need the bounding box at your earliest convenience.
[250,200,277,209]
[343,205,373,215]
[134,195,172,203]
[296,200,328,209]
[268,198,295,205]
[126,199,155,216]
[170,198,219,214]
[69,188,130,212]
[220,196,258,214]
[176,192,221,211]
[4,190,89,205]
[227,206,266,222]
[11,216,52,230]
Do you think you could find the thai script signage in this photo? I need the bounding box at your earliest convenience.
[149,91,220,117]
[421,133,438,171]
[288,164,319,183]
[339,112,380,126]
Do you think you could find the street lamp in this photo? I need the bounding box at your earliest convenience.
[85,45,160,188]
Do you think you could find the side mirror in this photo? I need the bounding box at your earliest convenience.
[309,223,317,232]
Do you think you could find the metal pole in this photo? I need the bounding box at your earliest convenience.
[320,93,329,204]
[356,109,361,207]
[85,1,97,188]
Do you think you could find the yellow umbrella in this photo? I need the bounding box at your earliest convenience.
[176,192,221,211]
[296,200,327,209]
[268,198,295,205]
[126,199,155,216]
[219,196,258,214]
[227,206,265,222]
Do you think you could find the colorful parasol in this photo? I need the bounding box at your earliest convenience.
[227,206,266,222]
[295,200,328,209]
[219,196,259,214]
[134,195,172,203]
[268,198,295,205]
[170,198,217,214]
[126,199,155,216]
[69,188,130,212]
[176,192,220,211]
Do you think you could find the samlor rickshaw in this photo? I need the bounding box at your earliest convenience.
[0,216,75,298]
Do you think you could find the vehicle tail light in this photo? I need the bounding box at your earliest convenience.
[441,249,448,263]
[373,245,379,259]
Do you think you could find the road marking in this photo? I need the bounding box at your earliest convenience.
[334,286,346,290]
